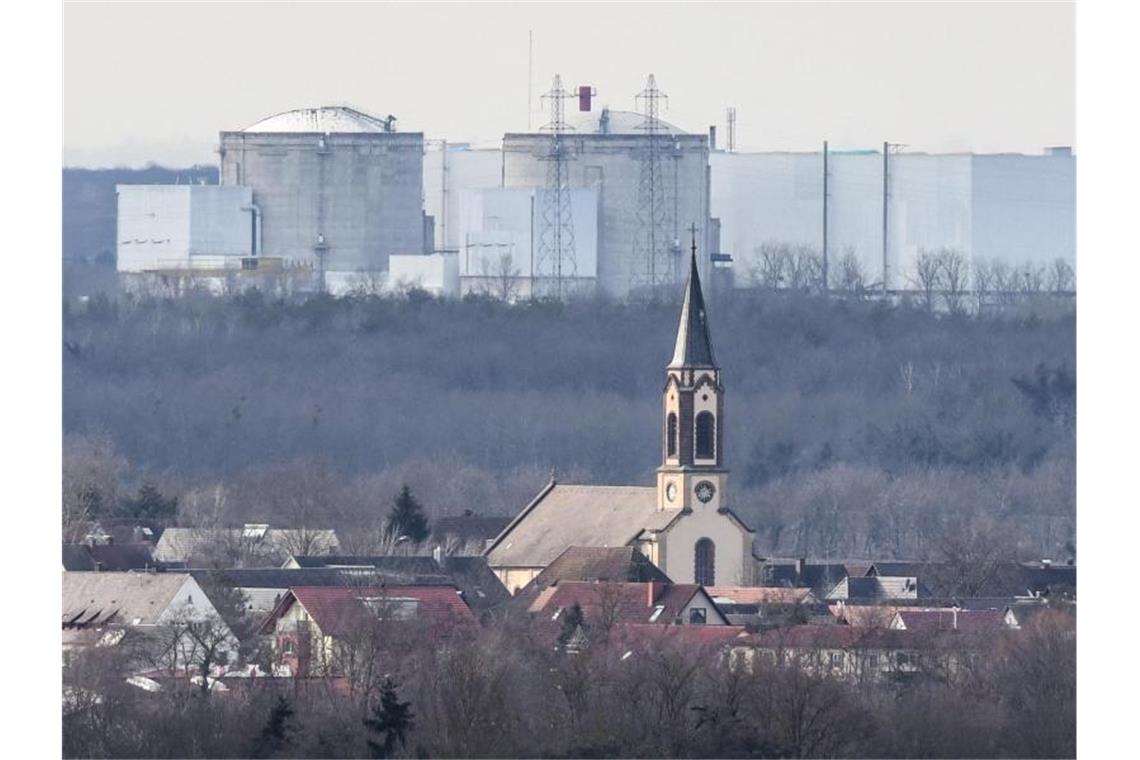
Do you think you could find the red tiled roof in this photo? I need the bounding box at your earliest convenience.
[609,623,748,650]
[269,585,477,639]
[740,623,999,651]
[527,581,708,627]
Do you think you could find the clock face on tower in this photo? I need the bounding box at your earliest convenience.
[695,480,716,503]
[665,482,677,502]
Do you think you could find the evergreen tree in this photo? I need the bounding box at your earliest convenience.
[122,483,178,521]
[364,678,415,759]
[383,485,429,544]
[249,695,293,758]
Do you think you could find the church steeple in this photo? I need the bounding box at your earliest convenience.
[657,227,728,514]
[669,234,717,369]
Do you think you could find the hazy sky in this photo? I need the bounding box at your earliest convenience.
[64,1,1074,167]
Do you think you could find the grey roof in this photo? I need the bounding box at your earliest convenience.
[153,528,340,565]
[485,483,675,569]
[669,250,717,369]
[63,543,157,572]
[62,572,193,627]
[431,515,513,546]
[191,567,453,589]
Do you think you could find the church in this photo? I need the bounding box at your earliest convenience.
[484,246,756,592]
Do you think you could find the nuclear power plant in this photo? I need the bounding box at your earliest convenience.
[115,74,1075,301]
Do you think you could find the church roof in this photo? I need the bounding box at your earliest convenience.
[669,249,717,369]
[484,483,675,569]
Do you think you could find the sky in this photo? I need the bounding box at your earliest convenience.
[63,1,1074,167]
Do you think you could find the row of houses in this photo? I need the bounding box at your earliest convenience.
[62,542,1074,694]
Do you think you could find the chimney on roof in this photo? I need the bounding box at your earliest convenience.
[709,126,717,151]
[1041,559,1052,568]
[647,580,665,606]
[951,607,959,630]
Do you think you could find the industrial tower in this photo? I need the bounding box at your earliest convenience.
[633,74,678,296]
[536,74,577,299]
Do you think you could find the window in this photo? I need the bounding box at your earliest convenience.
[282,638,294,655]
[695,411,715,459]
[666,413,678,457]
[830,652,844,670]
[867,654,879,670]
[695,538,716,586]
[689,608,707,625]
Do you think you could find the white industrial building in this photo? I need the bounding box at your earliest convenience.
[116,184,255,273]
[711,147,1075,289]
[452,187,599,299]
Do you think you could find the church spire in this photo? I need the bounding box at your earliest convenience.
[669,227,717,369]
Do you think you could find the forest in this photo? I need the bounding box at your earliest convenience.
[62,280,1076,561]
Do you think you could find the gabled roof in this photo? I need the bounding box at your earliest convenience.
[431,515,513,546]
[63,544,157,572]
[154,528,340,565]
[668,250,717,369]
[484,483,673,569]
[285,556,442,576]
[62,572,194,628]
[513,546,671,610]
[826,576,920,601]
[262,585,476,639]
[525,581,724,627]
[740,625,975,651]
[191,567,455,590]
[707,586,816,606]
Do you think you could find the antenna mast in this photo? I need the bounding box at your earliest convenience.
[633,74,674,296]
[536,74,577,300]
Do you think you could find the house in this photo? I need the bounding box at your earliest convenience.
[62,543,157,572]
[258,585,477,677]
[825,575,922,602]
[281,554,510,618]
[485,250,756,590]
[890,608,1013,634]
[62,571,238,675]
[754,558,851,596]
[190,567,457,621]
[430,512,513,555]
[731,625,985,684]
[153,525,340,567]
[525,580,729,630]
[706,586,824,628]
[512,546,672,609]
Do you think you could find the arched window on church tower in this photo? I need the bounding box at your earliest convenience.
[695,411,715,460]
[667,413,678,457]
[695,538,715,586]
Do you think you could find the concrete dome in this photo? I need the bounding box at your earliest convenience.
[241,106,396,134]
[563,108,686,135]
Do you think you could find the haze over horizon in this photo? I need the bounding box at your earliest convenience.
[64,1,1074,168]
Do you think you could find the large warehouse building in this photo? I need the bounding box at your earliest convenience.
[218,106,426,291]
[711,146,1075,290]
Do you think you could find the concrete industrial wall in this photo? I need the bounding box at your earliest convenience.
[116,185,253,272]
[219,131,424,273]
[502,133,711,298]
[423,145,502,251]
[711,150,1074,290]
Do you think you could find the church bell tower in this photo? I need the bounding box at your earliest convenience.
[657,232,728,513]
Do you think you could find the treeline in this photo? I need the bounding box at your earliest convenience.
[63,610,1076,758]
[62,287,1075,559]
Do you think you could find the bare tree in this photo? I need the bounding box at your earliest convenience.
[936,248,970,315]
[750,242,789,290]
[836,247,866,296]
[911,249,943,312]
[480,252,522,302]
[62,433,126,543]
[972,259,994,314]
[1047,258,1075,293]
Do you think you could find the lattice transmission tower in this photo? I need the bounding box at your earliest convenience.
[633,74,676,296]
[536,74,577,300]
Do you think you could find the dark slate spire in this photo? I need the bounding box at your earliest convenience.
[669,233,717,369]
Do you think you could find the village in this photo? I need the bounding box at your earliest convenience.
[61,254,1076,756]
